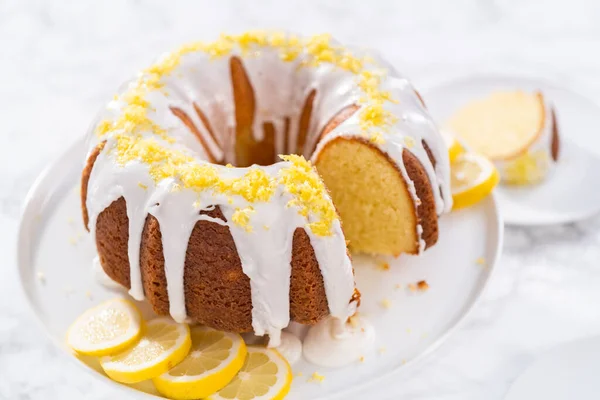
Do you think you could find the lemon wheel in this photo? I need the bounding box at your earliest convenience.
[208,346,293,400]
[66,298,142,357]
[153,326,247,400]
[451,152,499,210]
[100,317,191,384]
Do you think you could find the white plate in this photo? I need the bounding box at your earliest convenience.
[18,138,503,400]
[505,336,600,400]
[422,75,600,226]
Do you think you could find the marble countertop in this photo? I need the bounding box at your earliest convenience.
[3,0,600,399]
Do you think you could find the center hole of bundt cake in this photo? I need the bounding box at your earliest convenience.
[169,56,358,168]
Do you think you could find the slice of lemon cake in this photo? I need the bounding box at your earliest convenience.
[446,90,560,185]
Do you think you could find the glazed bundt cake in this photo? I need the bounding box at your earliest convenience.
[446,90,560,185]
[81,32,452,345]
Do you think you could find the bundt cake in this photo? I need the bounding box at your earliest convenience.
[446,90,560,185]
[81,31,452,345]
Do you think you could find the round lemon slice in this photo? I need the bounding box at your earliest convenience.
[153,326,247,400]
[208,346,292,400]
[451,152,500,210]
[100,317,191,384]
[66,298,142,357]
[441,129,464,163]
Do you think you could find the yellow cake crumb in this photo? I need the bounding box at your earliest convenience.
[348,314,360,328]
[395,283,403,290]
[309,372,325,383]
[376,259,390,271]
[380,298,392,309]
[406,328,412,334]
[475,257,486,266]
[359,356,365,363]
[296,371,303,377]
[378,347,386,354]
[408,280,429,293]
[37,271,46,284]
[68,237,77,245]
[138,182,148,190]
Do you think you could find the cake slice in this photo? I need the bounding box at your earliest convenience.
[446,90,560,185]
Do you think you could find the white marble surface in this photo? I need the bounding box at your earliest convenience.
[2,0,600,399]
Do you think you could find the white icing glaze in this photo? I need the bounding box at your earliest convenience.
[275,331,303,365]
[84,32,451,346]
[303,315,375,367]
[92,256,125,291]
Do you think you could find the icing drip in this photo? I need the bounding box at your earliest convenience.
[84,31,452,342]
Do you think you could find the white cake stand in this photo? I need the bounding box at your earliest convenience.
[17,138,503,399]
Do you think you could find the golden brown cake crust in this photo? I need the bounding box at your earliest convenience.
[95,197,132,289]
[401,147,439,249]
[551,108,560,161]
[81,141,105,231]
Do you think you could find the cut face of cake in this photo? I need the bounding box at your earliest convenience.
[446,90,560,185]
[81,31,452,344]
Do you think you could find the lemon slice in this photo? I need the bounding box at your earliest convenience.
[100,317,191,384]
[66,298,142,357]
[153,326,247,400]
[441,130,464,163]
[208,346,292,400]
[451,152,500,210]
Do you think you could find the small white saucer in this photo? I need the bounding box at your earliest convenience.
[422,74,600,226]
[505,336,600,400]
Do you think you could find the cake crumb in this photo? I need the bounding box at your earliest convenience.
[476,257,487,267]
[348,314,360,328]
[401,359,407,365]
[138,182,148,190]
[376,259,390,271]
[380,298,392,309]
[395,283,403,290]
[359,356,365,363]
[408,280,429,292]
[85,291,93,300]
[309,371,325,383]
[296,371,303,377]
[263,225,270,231]
[421,332,429,339]
[68,237,77,245]
[37,271,46,284]
[67,217,74,225]
[406,328,412,334]
[378,347,386,354]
